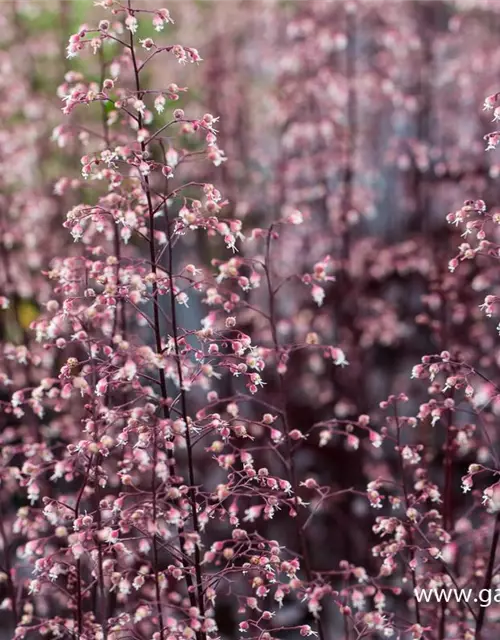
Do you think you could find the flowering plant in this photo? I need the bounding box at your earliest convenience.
[3,2,500,640]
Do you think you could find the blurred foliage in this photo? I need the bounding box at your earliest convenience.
[17,300,39,330]
[0,298,39,344]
